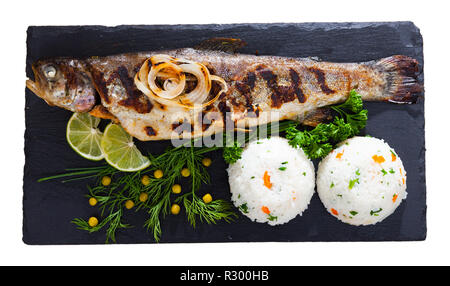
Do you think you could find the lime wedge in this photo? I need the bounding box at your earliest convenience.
[101,123,151,172]
[66,113,104,161]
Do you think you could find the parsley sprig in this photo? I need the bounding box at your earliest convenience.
[286,90,368,159]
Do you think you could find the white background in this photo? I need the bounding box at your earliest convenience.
[0,0,449,266]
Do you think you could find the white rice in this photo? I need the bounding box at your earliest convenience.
[227,136,315,226]
[317,136,407,226]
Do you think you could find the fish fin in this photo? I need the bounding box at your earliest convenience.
[376,55,423,103]
[195,38,246,54]
[89,105,119,123]
[302,107,333,127]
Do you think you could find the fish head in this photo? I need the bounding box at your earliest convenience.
[26,59,97,112]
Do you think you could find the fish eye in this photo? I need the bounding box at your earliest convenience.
[43,65,57,79]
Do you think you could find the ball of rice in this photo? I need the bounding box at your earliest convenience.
[317,136,407,226]
[227,136,315,226]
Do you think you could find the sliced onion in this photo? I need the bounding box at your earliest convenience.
[134,54,228,110]
[135,72,192,109]
[148,62,185,99]
[202,75,228,106]
[178,63,210,105]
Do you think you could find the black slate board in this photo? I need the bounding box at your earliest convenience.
[23,22,426,244]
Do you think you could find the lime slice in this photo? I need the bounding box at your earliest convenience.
[66,113,104,161]
[101,123,151,172]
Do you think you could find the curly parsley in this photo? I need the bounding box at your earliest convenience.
[223,141,244,164]
[286,90,368,159]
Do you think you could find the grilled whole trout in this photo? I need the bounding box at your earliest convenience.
[27,47,422,141]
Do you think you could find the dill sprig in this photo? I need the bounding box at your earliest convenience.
[41,142,234,243]
[142,144,231,241]
[38,165,117,183]
[72,209,131,244]
[178,194,237,227]
[174,146,237,228]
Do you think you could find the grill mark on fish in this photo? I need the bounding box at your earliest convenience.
[202,122,213,131]
[256,65,305,108]
[308,67,335,94]
[246,104,261,118]
[90,69,110,104]
[218,101,233,129]
[230,97,240,108]
[199,111,216,132]
[257,67,282,108]
[172,119,194,135]
[289,68,306,103]
[343,70,352,92]
[144,126,157,136]
[171,120,183,133]
[218,91,227,100]
[235,71,256,113]
[204,104,215,112]
[60,64,79,89]
[115,66,153,114]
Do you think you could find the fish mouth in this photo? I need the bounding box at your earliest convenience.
[26,79,41,98]
[26,64,43,99]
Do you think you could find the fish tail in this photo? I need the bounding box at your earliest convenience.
[375,55,423,103]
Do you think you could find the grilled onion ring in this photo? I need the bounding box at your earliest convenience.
[148,62,185,99]
[134,54,227,109]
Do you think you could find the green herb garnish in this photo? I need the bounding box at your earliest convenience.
[331,89,368,135]
[370,208,383,216]
[72,209,129,244]
[349,211,358,216]
[349,178,359,189]
[222,141,244,164]
[286,90,368,159]
[267,213,278,222]
[239,203,249,214]
[279,167,287,171]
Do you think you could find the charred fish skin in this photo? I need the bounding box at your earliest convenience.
[27,48,422,141]
[26,59,97,113]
